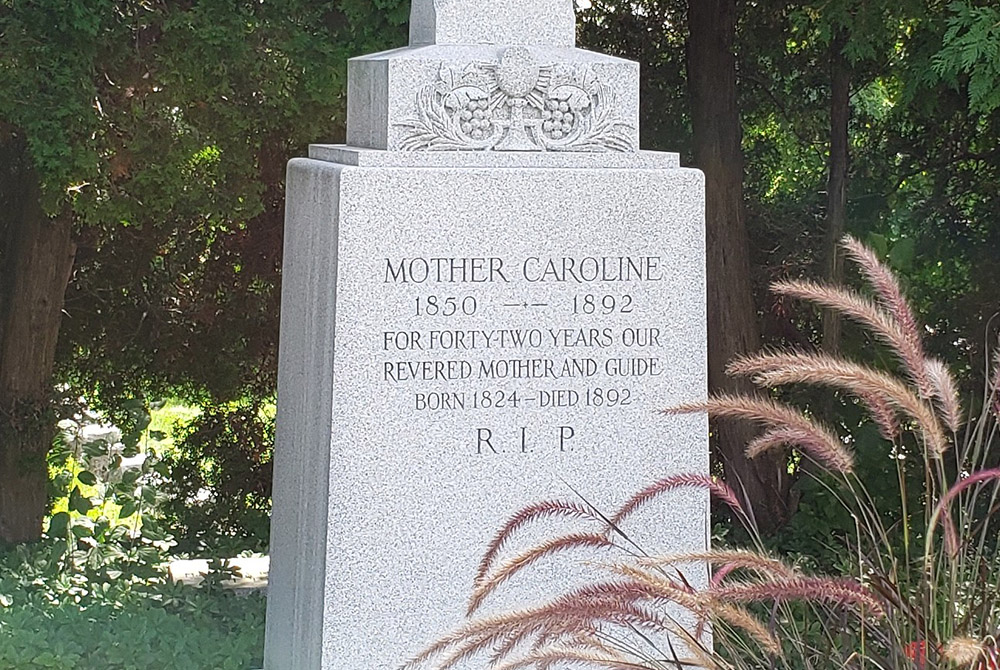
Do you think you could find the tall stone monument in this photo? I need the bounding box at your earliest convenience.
[265,0,708,668]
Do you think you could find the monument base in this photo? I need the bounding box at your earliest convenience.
[265,150,708,669]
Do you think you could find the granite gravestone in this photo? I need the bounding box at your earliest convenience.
[265,0,708,668]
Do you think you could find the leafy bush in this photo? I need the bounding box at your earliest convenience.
[0,401,265,670]
[41,401,181,601]
[407,237,1000,670]
[160,402,274,554]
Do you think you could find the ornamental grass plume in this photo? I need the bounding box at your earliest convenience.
[726,351,949,456]
[608,473,747,528]
[840,236,933,396]
[476,500,603,587]
[941,637,986,666]
[636,549,799,582]
[664,395,855,474]
[469,533,617,615]
[409,236,1000,670]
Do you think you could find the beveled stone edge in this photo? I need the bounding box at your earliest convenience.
[308,145,680,169]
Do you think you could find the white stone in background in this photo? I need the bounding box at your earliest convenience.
[77,423,122,446]
[58,419,145,483]
[168,556,269,592]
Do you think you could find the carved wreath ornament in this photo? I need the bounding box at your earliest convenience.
[395,47,636,152]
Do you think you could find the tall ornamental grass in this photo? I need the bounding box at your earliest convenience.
[406,237,1000,670]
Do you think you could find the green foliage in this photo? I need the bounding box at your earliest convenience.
[577,0,689,153]
[0,401,265,669]
[160,402,274,554]
[1,1,409,435]
[0,0,408,211]
[932,1,1000,113]
[0,586,264,670]
[41,403,181,601]
[730,0,1000,404]
[0,0,112,212]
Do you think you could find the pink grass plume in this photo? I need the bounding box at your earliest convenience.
[609,473,745,529]
[929,467,1000,556]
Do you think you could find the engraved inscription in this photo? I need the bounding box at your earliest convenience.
[395,47,636,153]
[378,254,667,455]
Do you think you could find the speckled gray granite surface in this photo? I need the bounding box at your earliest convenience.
[265,1,708,669]
[409,0,575,47]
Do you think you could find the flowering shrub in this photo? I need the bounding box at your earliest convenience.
[408,237,1000,670]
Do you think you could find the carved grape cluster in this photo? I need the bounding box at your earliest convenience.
[541,98,576,140]
[459,98,493,140]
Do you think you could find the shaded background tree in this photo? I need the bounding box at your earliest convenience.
[2,0,998,546]
[579,0,796,530]
[581,0,1000,537]
[0,0,408,543]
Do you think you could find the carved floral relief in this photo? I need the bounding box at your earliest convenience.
[395,47,636,153]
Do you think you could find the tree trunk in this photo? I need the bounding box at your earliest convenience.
[822,31,851,354]
[687,0,793,534]
[0,130,76,545]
